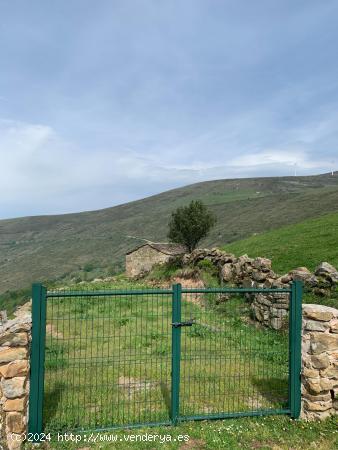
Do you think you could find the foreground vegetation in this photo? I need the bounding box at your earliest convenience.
[26,413,337,449]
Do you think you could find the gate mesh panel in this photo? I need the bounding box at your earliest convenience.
[43,287,290,431]
[180,290,289,417]
[44,289,172,430]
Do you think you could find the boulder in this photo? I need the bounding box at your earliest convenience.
[303,304,338,322]
[315,262,338,276]
[289,267,312,282]
[252,257,272,271]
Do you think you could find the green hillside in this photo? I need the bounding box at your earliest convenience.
[1,172,338,294]
[224,211,338,274]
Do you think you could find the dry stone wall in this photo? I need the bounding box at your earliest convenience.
[301,304,338,420]
[0,303,31,450]
[184,248,338,329]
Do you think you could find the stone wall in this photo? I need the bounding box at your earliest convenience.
[183,248,338,329]
[301,304,338,420]
[0,303,31,450]
[126,246,172,277]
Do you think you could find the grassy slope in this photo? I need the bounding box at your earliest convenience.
[223,211,338,274]
[1,172,338,295]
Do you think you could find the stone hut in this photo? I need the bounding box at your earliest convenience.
[126,242,186,277]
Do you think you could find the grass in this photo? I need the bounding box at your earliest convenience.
[25,415,338,449]
[224,211,338,274]
[2,172,338,295]
[41,279,289,435]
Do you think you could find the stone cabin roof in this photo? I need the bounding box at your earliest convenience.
[126,242,187,256]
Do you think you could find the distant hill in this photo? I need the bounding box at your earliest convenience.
[1,172,338,294]
[224,211,338,274]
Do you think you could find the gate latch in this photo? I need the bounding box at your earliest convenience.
[172,319,195,328]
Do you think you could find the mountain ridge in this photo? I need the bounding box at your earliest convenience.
[1,172,338,294]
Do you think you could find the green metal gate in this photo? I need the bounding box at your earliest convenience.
[28,282,302,436]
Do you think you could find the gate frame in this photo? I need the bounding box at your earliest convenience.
[28,281,302,438]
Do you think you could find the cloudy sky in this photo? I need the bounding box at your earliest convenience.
[1,1,338,219]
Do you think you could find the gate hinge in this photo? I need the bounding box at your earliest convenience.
[172,319,195,328]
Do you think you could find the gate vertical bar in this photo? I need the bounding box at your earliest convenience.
[28,283,47,437]
[170,283,182,425]
[289,280,302,419]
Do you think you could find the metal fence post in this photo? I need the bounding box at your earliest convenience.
[170,283,182,425]
[28,283,47,438]
[289,280,302,419]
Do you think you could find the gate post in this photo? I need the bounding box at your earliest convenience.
[170,283,182,425]
[289,280,302,419]
[28,283,47,438]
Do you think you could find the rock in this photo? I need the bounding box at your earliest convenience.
[303,304,337,322]
[289,267,312,282]
[242,278,256,288]
[320,365,338,379]
[3,397,26,412]
[7,433,23,450]
[0,377,26,399]
[320,378,333,391]
[307,275,319,287]
[220,264,233,282]
[310,333,338,354]
[252,270,267,282]
[237,254,253,265]
[302,367,320,378]
[252,257,272,271]
[271,317,283,330]
[330,319,338,333]
[270,307,288,318]
[0,347,27,364]
[6,412,25,433]
[304,378,321,394]
[280,274,292,283]
[302,391,331,402]
[310,354,330,369]
[305,320,330,332]
[315,262,338,276]
[0,332,28,347]
[255,294,272,307]
[303,399,332,412]
[0,360,29,378]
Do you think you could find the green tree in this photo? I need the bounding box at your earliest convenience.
[168,200,217,252]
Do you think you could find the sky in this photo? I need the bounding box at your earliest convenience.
[1,0,338,219]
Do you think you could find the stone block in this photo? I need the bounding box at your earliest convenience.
[0,360,28,378]
[303,399,332,412]
[0,332,28,347]
[310,333,338,354]
[310,354,331,369]
[330,319,338,333]
[0,347,27,364]
[0,377,26,399]
[5,412,25,433]
[3,397,26,412]
[303,304,337,322]
[305,320,330,332]
[302,367,319,378]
